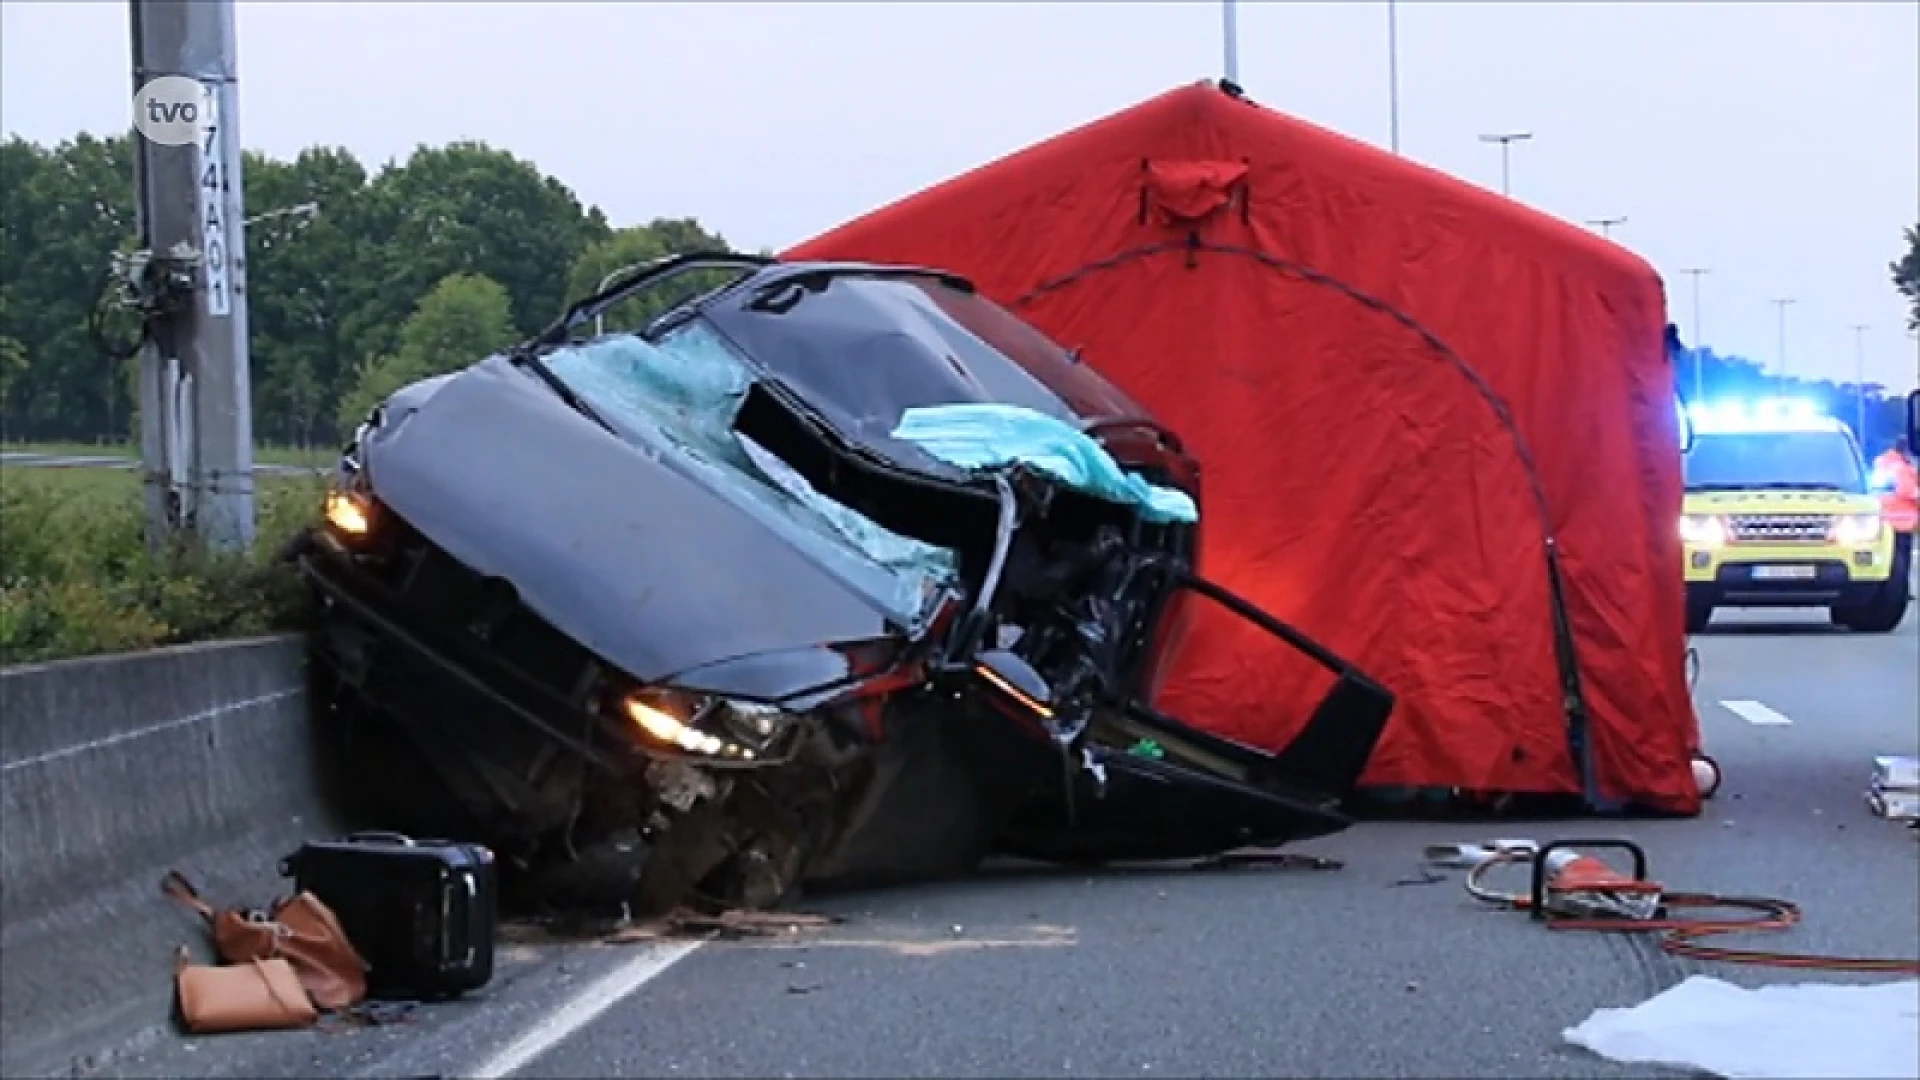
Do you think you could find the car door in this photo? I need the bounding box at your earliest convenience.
[994,562,1397,863]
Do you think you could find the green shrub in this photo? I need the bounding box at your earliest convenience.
[0,471,323,666]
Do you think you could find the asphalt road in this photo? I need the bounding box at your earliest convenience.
[89,605,1919,1080]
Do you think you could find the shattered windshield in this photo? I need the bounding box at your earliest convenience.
[538,323,960,630]
[1683,430,1867,493]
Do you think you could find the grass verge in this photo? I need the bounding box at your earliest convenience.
[0,465,323,667]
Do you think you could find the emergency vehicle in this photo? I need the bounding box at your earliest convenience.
[1680,399,1909,634]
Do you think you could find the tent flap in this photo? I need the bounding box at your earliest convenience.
[1144,159,1249,226]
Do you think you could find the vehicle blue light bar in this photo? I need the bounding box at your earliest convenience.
[1687,397,1836,435]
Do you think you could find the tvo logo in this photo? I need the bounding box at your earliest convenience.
[132,76,217,147]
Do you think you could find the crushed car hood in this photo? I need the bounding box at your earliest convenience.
[357,356,952,690]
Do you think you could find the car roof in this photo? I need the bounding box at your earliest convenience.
[698,261,1190,465]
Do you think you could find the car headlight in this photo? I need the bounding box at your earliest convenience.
[1680,514,1726,547]
[1832,513,1882,544]
[618,688,796,761]
[323,488,373,537]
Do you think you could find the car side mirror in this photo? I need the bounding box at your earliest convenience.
[974,648,1055,716]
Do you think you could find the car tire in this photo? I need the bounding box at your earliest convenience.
[1833,535,1913,633]
[1685,594,1715,635]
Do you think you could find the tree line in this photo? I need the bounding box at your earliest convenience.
[1,133,1914,452]
[0,135,739,447]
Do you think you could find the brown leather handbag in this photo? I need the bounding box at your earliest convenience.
[161,871,370,1011]
[175,947,318,1034]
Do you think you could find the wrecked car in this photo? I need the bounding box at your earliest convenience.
[294,253,1395,915]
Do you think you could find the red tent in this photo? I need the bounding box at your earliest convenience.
[787,81,1700,814]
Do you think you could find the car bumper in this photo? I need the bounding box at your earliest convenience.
[298,530,640,833]
[1684,547,1891,606]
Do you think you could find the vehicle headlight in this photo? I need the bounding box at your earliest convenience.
[1832,513,1882,544]
[1680,514,1726,547]
[323,488,373,537]
[619,688,795,761]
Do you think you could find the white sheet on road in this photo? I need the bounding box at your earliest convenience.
[1563,975,1920,1079]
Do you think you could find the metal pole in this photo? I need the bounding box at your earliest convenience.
[1851,323,1870,443]
[1679,268,1709,400]
[1387,0,1401,153]
[1223,0,1239,85]
[1587,216,1626,238]
[1771,298,1795,379]
[1478,132,1531,196]
[129,0,253,553]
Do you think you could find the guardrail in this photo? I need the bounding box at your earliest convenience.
[0,634,349,1078]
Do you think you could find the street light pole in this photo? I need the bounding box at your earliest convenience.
[1587,215,1626,238]
[1679,267,1710,400]
[1478,131,1532,196]
[1387,0,1401,153]
[1771,297,1796,379]
[1851,323,1870,443]
[1222,0,1240,85]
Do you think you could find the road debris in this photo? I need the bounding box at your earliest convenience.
[501,908,844,947]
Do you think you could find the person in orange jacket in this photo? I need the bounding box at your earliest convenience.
[1873,438,1918,547]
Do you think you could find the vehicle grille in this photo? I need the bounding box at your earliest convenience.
[1726,513,1833,544]
[367,523,602,706]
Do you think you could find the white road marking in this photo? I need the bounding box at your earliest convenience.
[470,940,705,1079]
[1720,699,1793,726]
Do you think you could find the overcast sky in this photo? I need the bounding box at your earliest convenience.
[4,1,1916,391]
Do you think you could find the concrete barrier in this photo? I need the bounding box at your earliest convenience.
[0,634,355,1078]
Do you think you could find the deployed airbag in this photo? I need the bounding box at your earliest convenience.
[891,403,1199,524]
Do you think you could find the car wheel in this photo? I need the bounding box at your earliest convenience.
[1835,583,1911,633]
[1835,539,1913,633]
[1685,595,1714,635]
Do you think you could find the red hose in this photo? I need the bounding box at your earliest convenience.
[1546,892,1920,974]
[1466,850,1920,973]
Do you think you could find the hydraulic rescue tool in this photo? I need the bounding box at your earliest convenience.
[1443,837,1920,974]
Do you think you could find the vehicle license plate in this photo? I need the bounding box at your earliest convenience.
[1751,565,1816,581]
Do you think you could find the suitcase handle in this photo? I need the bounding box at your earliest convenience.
[437,871,481,975]
[457,873,478,971]
[276,833,427,878]
[345,831,417,846]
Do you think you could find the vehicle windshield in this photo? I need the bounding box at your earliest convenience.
[537,324,959,631]
[1683,430,1866,493]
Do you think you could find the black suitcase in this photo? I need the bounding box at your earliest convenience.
[280,831,497,999]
